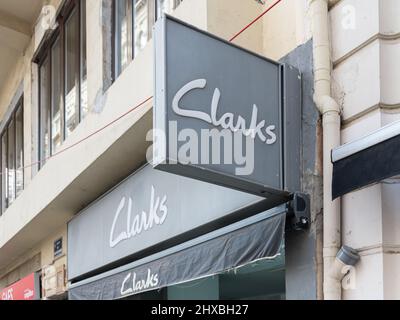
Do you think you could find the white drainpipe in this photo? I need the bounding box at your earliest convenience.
[309,0,346,300]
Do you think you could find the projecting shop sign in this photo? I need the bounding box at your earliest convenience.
[153,15,301,200]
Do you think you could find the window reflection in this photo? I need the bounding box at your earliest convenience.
[38,1,86,170]
[65,9,80,138]
[40,56,51,164]
[81,0,88,119]
[1,133,7,213]
[134,0,149,57]
[15,106,23,197]
[116,0,131,75]
[0,99,24,213]
[51,37,62,152]
[114,0,183,78]
[7,119,15,206]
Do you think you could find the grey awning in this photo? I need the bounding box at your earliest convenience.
[69,207,286,300]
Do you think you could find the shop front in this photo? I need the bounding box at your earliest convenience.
[68,15,309,300]
[0,273,41,301]
[68,165,288,300]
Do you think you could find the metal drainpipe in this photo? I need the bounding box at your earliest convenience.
[309,0,342,300]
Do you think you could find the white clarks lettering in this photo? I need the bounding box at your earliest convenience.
[172,79,277,145]
[109,186,168,248]
[120,269,159,296]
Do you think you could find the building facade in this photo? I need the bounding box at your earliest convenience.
[0,0,398,300]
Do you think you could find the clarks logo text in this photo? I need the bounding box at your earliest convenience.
[109,186,168,248]
[121,269,159,296]
[172,79,277,145]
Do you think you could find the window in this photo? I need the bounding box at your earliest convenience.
[1,98,24,214]
[114,0,183,78]
[38,0,87,168]
[134,0,150,57]
[115,0,133,76]
[40,56,51,162]
[51,38,62,152]
[15,107,24,197]
[65,8,80,138]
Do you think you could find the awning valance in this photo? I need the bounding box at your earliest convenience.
[69,207,286,300]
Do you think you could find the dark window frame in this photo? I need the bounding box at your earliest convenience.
[0,97,24,214]
[113,0,135,80]
[112,0,182,81]
[15,105,24,198]
[37,0,86,170]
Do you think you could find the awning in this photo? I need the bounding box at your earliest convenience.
[332,120,400,199]
[69,206,286,300]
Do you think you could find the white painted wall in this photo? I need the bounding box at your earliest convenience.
[331,0,400,299]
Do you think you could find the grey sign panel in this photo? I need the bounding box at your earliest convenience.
[154,15,301,200]
[68,165,270,280]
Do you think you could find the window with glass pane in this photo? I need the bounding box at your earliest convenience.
[38,0,87,169]
[134,0,149,58]
[15,106,23,197]
[114,0,183,79]
[40,56,51,165]
[7,119,15,207]
[51,37,62,152]
[80,0,88,119]
[65,8,80,138]
[0,98,24,214]
[115,0,132,76]
[1,133,7,213]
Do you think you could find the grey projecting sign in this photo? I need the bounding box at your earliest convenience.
[153,15,301,200]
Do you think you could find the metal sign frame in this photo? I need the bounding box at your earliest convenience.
[153,15,301,202]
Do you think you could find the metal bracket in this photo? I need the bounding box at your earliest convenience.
[286,193,310,230]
